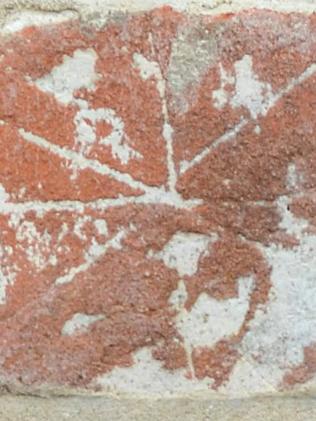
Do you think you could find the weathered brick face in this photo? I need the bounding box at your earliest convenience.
[0,6,315,396]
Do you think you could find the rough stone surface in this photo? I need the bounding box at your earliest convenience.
[0,395,315,421]
[0,0,316,405]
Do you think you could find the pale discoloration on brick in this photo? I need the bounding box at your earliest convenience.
[62,313,105,336]
[0,5,315,399]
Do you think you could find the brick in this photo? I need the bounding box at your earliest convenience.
[0,4,315,398]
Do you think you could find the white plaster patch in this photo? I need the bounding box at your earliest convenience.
[176,277,254,349]
[62,312,105,336]
[0,245,16,305]
[133,53,161,81]
[231,55,274,118]
[0,268,15,305]
[254,125,261,135]
[16,187,26,200]
[35,49,99,105]
[85,238,107,259]
[74,107,142,164]
[0,270,9,305]
[169,279,188,308]
[1,10,77,35]
[8,213,21,229]
[224,197,316,396]
[0,242,16,305]
[212,63,235,109]
[9,218,70,271]
[94,219,108,236]
[96,347,213,395]
[287,163,304,191]
[213,55,275,119]
[0,184,9,207]
[15,220,52,271]
[73,215,91,241]
[277,196,308,238]
[57,222,69,243]
[153,232,217,277]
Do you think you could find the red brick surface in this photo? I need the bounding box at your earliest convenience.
[0,7,315,394]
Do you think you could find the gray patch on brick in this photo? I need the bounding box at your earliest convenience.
[167,19,220,113]
[1,1,315,36]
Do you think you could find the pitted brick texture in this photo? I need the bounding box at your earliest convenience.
[0,7,315,397]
